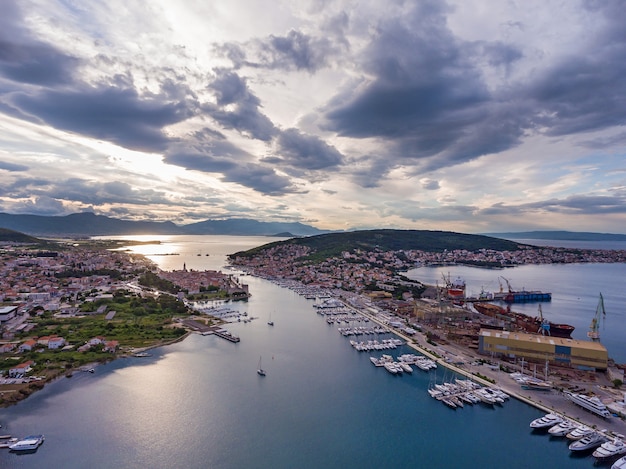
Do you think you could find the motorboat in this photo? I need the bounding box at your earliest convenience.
[529,413,563,429]
[593,438,626,461]
[566,391,612,418]
[566,425,594,440]
[612,455,626,469]
[9,434,44,451]
[569,432,609,452]
[548,420,578,437]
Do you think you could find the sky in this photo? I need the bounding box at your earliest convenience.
[1,0,625,234]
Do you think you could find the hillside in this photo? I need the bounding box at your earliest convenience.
[230,229,525,261]
[0,227,41,243]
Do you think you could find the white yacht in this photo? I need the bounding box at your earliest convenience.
[566,391,612,418]
[529,413,563,429]
[593,438,626,461]
[9,434,44,451]
[548,420,577,437]
[566,425,594,440]
[569,432,609,452]
[612,455,626,469]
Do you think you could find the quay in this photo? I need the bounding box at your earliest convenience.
[182,319,240,343]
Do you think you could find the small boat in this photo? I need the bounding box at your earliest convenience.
[529,413,563,429]
[9,434,44,451]
[133,352,152,358]
[257,356,266,376]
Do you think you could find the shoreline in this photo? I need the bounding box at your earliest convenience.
[341,295,626,436]
[0,331,193,409]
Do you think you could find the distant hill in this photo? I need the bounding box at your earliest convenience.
[0,227,41,243]
[0,212,329,237]
[181,219,326,236]
[482,230,626,241]
[231,229,525,260]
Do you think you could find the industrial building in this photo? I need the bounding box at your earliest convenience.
[478,328,608,371]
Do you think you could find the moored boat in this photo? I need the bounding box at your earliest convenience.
[529,413,563,429]
[565,391,612,418]
[548,420,577,437]
[593,438,626,461]
[569,432,609,452]
[566,425,594,440]
[9,434,44,451]
[612,455,626,469]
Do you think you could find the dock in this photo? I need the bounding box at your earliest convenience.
[182,320,240,342]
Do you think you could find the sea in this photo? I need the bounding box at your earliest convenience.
[1,235,625,469]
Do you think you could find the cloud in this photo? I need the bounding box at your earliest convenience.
[219,30,339,72]
[10,80,195,152]
[206,71,277,141]
[0,161,28,171]
[273,128,344,171]
[320,1,528,176]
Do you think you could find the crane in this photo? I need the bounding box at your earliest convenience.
[587,293,606,341]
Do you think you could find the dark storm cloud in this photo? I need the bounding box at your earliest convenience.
[222,163,301,195]
[274,128,344,170]
[164,139,298,196]
[206,71,277,141]
[321,1,527,174]
[320,0,626,180]
[526,4,626,138]
[480,193,626,217]
[0,3,79,87]
[11,81,194,152]
[0,40,80,86]
[0,161,28,171]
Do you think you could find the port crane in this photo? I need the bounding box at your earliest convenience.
[587,293,606,341]
[537,305,551,336]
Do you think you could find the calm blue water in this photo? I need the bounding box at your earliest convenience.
[0,235,624,468]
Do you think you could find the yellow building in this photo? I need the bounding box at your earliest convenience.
[478,329,608,371]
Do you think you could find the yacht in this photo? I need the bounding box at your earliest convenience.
[566,425,594,440]
[9,435,44,451]
[548,420,577,437]
[529,413,563,429]
[593,438,626,461]
[566,391,612,418]
[612,455,626,469]
[569,432,609,452]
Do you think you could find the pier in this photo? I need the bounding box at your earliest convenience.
[182,320,241,343]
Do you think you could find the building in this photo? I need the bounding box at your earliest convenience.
[478,328,608,371]
[0,305,18,323]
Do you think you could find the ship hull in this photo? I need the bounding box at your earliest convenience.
[473,303,574,338]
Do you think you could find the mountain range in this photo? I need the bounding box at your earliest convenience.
[0,212,329,237]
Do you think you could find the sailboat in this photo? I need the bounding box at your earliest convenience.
[267,312,274,326]
[257,356,266,376]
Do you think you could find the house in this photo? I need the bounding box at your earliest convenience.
[103,340,119,353]
[87,336,106,346]
[18,339,37,353]
[0,342,16,353]
[0,305,18,323]
[9,360,34,377]
[48,337,66,349]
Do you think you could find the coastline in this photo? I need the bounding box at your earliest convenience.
[0,331,193,409]
[339,294,626,436]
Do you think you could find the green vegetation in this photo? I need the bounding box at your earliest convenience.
[138,271,181,294]
[230,229,526,263]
